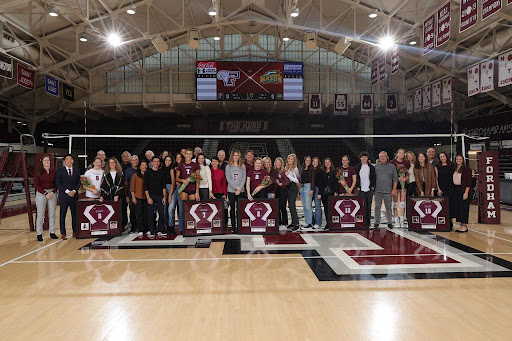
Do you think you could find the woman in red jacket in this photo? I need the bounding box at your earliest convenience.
[34,155,58,241]
[453,155,472,233]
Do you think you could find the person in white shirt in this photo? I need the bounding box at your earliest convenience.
[355,152,376,228]
[285,153,300,231]
[82,157,104,199]
[197,153,214,200]
[192,147,211,166]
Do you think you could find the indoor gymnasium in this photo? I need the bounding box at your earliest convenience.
[1,0,512,340]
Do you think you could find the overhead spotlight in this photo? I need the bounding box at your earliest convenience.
[409,40,417,45]
[369,12,378,19]
[282,37,290,41]
[379,36,395,50]
[291,8,299,17]
[79,33,88,42]
[48,4,58,17]
[126,5,136,15]
[208,7,217,16]
[213,36,221,41]
[107,32,122,47]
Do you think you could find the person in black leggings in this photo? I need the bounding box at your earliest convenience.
[318,158,337,230]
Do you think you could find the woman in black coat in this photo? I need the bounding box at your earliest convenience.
[100,157,124,202]
[317,158,338,230]
[436,152,455,229]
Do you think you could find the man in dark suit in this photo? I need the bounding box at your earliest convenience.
[55,154,81,239]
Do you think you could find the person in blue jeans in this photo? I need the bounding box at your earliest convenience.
[168,153,184,232]
[299,156,315,229]
[311,157,323,229]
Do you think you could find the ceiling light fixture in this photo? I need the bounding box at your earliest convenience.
[48,4,58,17]
[79,33,88,42]
[291,8,299,17]
[369,12,377,19]
[208,7,217,16]
[213,36,221,40]
[379,36,395,50]
[107,33,122,47]
[409,40,417,45]
[282,37,290,41]
[126,5,136,15]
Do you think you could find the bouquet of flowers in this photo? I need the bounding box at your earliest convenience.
[396,164,407,190]
[178,173,202,193]
[335,168,350,193]
[252,176,274,196]
[80,175,95,190]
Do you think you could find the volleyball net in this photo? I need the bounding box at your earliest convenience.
[41,133,488,171]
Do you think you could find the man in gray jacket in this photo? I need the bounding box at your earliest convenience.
[374,151,398,229]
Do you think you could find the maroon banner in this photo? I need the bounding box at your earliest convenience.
[477,151,501,224]
[238,198,279,235]
[423,13,435,55]
[77,200,122,239]
[391,45,399,74]
[371,59,378,85]
[459,111,512,140]
[183,199,225,236]
[17,64,35,90]
[436,1,451,47]
[482,0,502,20]
[327,196,366,230]
[0,53,13,79]
[407,197,451,232]
[378,56,386,81]
[460,0,478,33]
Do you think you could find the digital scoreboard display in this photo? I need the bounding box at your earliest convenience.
[196,61,303,101]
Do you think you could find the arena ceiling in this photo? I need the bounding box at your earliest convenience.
[1,0,512,130]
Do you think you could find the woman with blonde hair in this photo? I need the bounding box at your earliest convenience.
[225,149,247,232]
[406,151,417,197]
[100,157,124,202]
[246,158,269,201]
[390,148,410,227]
[285,153,300,231]
[262,156,277,199]
[273,157,289,226]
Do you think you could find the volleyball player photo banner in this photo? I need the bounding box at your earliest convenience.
[327,196,366,230]
[460,0,478,33]
[76,200,122,239]
[360,93,373,114]
[309,94,322,114]
[498,50,512,87]
[238,198,279,235]
[371,59,378,85]
[0,53,13,79]
[385,94,398,114]
[413,88,422,113]
[378,56,386,82]
[482,0,502,21]
[391,45,399,74]
[467,65,480,96]
[183,199,225,236]
[432,80,442,107]
[436,1,451,47]
[442,77,452,103]
[423,13,435,55]
[334,94,348,115]
[422,85,431,111]
[406,92,413,114]
[407,197,450,232]
[480,60,495,93]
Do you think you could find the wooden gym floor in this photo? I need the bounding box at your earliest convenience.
[0,205,512,340]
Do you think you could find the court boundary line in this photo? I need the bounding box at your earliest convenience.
[0,240,61,268]
[469,228,512,244]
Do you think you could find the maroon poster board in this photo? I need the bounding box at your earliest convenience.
[477,151,500,224]
[76,200,122,239]
[327,196,366,230]
[183,199,225,236]
[407,197,451,232]
[238,198,279,235]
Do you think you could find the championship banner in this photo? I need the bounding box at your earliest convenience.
[385,94,398,114]
[467,65,480,96]
[371,59,378,85]
[480,60,495,93]
[17,64,35,90]
[423,13,435,55]
[327,196,366,230]
[407,197,451,232]
[498,50,512,87]
[45,75,59,97]
[0,53,13,79]
[309,94,322,114]
[432,80,442,107]
[77,200,122,239]
[442,77,452,104]
[422,85,431,111]
[238,198,279,235]
[460,0,478,33]
[482,0,502,21]
[334,94,348,115]
[477,151,500,224]
[378,56,386,82]
[183,199,225,236]
[414,88,422,113]
[391,45,399,74]
[436,1,451,47]
[406,92,413,114]
[63,83,74,101]
[360,93,373,115]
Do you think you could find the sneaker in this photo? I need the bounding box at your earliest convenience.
[157,232,163,238]
[291,225,301,233]
[146,231,151,237]
[161,232,168,238]
[313,224,320,229]
[387,224,393,229]
[50,233,58,239]
[37,235,43,241]
[148,233,155,239]
[137,232,143,237]
[287,224,295,230]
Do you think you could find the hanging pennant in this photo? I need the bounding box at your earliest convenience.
[406,92,413,114]
[498,50,512,88]
[414,89,422,113]
[432,80,441,107]
[442,77,452,104]
[423,14,435,55]
[385,94,398,114]
[422,85,431,110]
[391,45,399,74]
[378,56,386,82]
[482,0,502,21]
[309,94,322,114]
[480,60,494,93]
[460,0,478,33]
[467,65,480,96]
[371,59,378,85]
[334,94,348,115]
[436,1,451,47]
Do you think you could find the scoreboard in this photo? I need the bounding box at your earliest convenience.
[196,61,303,101]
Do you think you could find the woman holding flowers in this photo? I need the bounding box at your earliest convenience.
[82,157,103,199]
[176,148,200,201]
[246,158,269,200]
[335,155,356,196]
[390,149,410,227]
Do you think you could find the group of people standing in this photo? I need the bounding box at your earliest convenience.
[32,145,474,241]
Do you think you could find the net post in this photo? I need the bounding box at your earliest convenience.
[68,135,73,154]
[461,135,466,161]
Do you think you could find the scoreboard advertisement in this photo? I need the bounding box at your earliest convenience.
[327,196,367,230]
[238,198,279,235]
[407,197,451,232]
[196,61,303,101]
[76,200,122,239]
[183,199,225,236]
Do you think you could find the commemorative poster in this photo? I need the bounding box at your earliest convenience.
[407,197,451,232]
[238,198,279,235]
[77,200,122,238]
[183,199,225,236]
[327,196,367,230]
